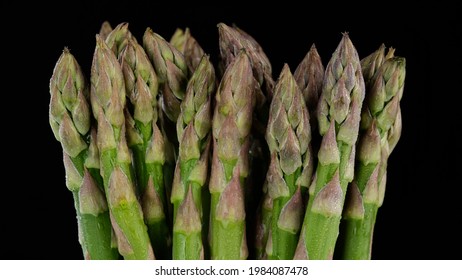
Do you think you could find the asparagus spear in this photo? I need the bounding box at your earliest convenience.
[49,48,118,259]
[171,55,215,259]
[119,38,171,259]
[264,65,313,260]
[170,28,206,73]
[119,38,158,192]
[340,56,406,259]
[143,28,185,227]
[293,44,324,168]
[218,23,274,258]
[209,51,255,259]
[295,34,365,259]
[90,35,154,260]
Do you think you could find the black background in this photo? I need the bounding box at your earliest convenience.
[2,1,461,260]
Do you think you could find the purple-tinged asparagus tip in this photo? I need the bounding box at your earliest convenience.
[108,167,137,208]
[142,177,166,223]
[59,112,87,158]
[363,165,380,205]
[277,186,304,233]
[174,185,202,233]
[266,153,290,199]
[216,167,245,222]
[358,120,381,165]
[179,123,201,162]
[318,120,340,165]
[79,169,108,215]
[311,170,343,216]
[63,152,83,192]
[145,123,165,164]
[188,136,211,186]
[343,181,365,219]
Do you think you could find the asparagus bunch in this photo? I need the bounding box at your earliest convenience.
[296,34,365,260]
[263,65,313,260]
[340,48,406,259]
[90,36,154,259]
[50,21,407,260]
[171,55,216,259]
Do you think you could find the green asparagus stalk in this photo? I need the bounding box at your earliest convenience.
[143,28,186,228]
[295,34,365,259]
[90,35,154,260]
[119,38,171,259]
[49,48,118,259]
[170,28,206,73]
[119,38,159,192]
[340,56,406,259]
[263,65,313,260]
[171,55,215,259]
[209,51,255,259]
[294,44,324,128]
[218,23,274,259]
[99,21,113,41]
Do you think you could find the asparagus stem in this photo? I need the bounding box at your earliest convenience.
[143,30,188,208]
[78,165,117,259]
[218,23,275,258]
[171,55,215,259]
[263,65,313,259]
[340,55,406,259]
[119,37,172,258]
[209,51,255,259]
[91,35,154,259]
[297,34,365,259]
